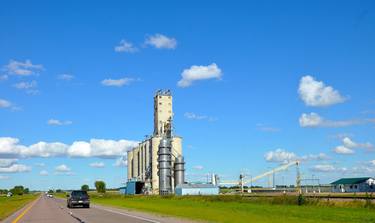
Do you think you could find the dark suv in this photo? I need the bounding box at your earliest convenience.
[67,190,90,208]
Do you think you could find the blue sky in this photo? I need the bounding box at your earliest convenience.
[1,0,375,190]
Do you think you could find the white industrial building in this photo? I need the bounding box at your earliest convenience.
[127,90,183,195]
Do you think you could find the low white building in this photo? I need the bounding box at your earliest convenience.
[331,177,375,193]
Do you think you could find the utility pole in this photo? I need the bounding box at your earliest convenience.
[296,161,302,194]
[249,175,252,193]
[312,174,315,193]
[240,174,244,194]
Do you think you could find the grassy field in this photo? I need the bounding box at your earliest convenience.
[0,194,38,220]
[60,193,375,223]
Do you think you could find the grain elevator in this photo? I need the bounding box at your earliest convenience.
[127,90,185,195]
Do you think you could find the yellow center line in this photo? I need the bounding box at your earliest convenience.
[11,196,40,223]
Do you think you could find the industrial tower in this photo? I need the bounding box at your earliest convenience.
[127,90,184,195]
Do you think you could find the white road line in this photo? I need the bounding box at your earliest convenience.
[93,205,161,223]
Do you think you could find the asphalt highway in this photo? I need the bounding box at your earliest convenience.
[2,195,197,223]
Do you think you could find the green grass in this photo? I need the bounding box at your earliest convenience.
[85,193,375,223]
[0,194,38,220]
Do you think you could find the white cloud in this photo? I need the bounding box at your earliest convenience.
[39,170,48,176]
[55,164,71,172]
[342,137,357,148]
[310,164,354,174]
[13,81,37,89]
[265,149,328,163]
[299,113,361,128]
[0,164,31,173]
[0,137,26,155]
[0,159,18,167]
[265,149,298,163]
[114,40,138,53]
[3,59,43,76]
[310,164,336,172]
[342,137,374,150]
[58,74,74,81]
[0,99,12,108]
[145,34,176,49]
[350,165,375,175]
[89,162,105,168]
[68,139,136,158]
[47,119,72,126]
[24,141,68,157]
[300,153,330,161]
[298,75,346,107]
[193,165,204,170]
[311,163,375,175]
[0,137,138,159]
[113,157,127,167]
[184,112,216,122]
[178,63,222,88]
[13,81,39,95]
[334,145,355,155]
[299,113,322,127]
[333,137,373,155]
[101,77,135,87]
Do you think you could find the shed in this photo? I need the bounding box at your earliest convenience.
[125,181,145,195]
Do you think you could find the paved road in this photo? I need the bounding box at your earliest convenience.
[2,195,197,223]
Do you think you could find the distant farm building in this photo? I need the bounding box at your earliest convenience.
[331,177,375,193]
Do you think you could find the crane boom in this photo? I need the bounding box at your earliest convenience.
[243,161,299,185]
[218,161,301,194]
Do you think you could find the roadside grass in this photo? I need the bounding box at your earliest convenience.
[86,193,375,223]
[0,194,38,220]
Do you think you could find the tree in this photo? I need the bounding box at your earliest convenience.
[10,186,24,195]
[94,181,106,193]
[24,188,30,194]
[81,184,89,191]
[48,189,54,194]
[56,189,62,193]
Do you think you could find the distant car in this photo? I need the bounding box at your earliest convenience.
[67,190,90,208]
[47,194,53,198]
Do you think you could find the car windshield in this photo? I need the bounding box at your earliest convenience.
[71,191,88,197]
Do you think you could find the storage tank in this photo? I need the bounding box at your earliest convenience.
[174,156,185,187]
[158,137,172,195]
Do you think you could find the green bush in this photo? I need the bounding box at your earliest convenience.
[10,186,24,195]
[81,184,89,191]
[95,181,106,193]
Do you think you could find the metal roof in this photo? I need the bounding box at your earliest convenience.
[331,177,372,185]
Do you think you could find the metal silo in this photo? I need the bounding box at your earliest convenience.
[158,137,172,195]
[174,156,185,187]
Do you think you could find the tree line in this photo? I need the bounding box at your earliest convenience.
[79,181,106,193]
[0,186,29,195]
